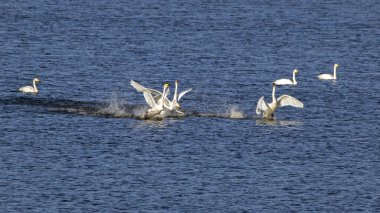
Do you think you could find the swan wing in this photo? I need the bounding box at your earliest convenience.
[149,89,163,101]
[130,80,162,96]
[256,96,267,115]
[130,80,149,92]
[277,95,304,108]
[19,86,35,93]
[142,91,158,108]
[178,88,192,101]
[131,79,167,107]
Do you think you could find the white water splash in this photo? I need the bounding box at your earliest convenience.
[227,105,245,119]
[132,106,148,119]
[99,93,128,117]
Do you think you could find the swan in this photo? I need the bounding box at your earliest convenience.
[143,83,170,118]
[256,83,304,119]
[318,64,340,80]
[130,80,192,116]
[164,80,192,116]
[19,78,40,93]
[274,69,298,86]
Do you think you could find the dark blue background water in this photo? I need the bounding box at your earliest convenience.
[1,0,379,211]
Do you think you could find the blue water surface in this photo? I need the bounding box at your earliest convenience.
[0,0,379,212]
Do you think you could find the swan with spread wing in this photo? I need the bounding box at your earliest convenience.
[256,83,304,119]
[130,80,192,116]
[135,82,170,118]
[164,80,192,116]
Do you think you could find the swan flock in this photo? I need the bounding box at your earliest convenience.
[19,64,339,120]
[130,80,192,119]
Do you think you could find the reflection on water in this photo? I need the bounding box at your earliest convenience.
[135,117,184,128]
[255,118,304,127]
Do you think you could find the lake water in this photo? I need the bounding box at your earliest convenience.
[1,0,379,211]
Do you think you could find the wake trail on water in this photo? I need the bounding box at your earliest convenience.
[0,95,147,119]
[190,104,248,119]
[1,95,252,120]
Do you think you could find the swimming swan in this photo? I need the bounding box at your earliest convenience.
[19,78,40,93]
[274,69,298,86]
[256,83,304,119]
[318,64,340,80]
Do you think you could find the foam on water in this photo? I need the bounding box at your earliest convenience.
[98,93,129,117]
[226,105,245,119]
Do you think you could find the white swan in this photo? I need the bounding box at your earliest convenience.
[164,80,192,116]
[130,80,170,107]
[274,69,298,86]
[19,78,40,93]
[256,83,304,119]
[318,64,340,80]
[130,80,192,116]
[143,83,170,118]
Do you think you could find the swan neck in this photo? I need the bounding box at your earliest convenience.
[272,84,276,103]
[162,86,167,107]
[33,79,38,92]
[173,82,178,102]
[293,71,297,84]
[333,66,337,79]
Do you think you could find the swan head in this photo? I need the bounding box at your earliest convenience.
[175,80,179,84]
[334,64,340,68]
[33,78,41,83]
[164,83,170,88]
[294,69,299,74]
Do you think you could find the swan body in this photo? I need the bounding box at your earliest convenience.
[256,83,304,119]
[318,64,340,80]
[144,83,170,118]
[274,69,298,86]
[19,78,40,93]
[164,80,192,116]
